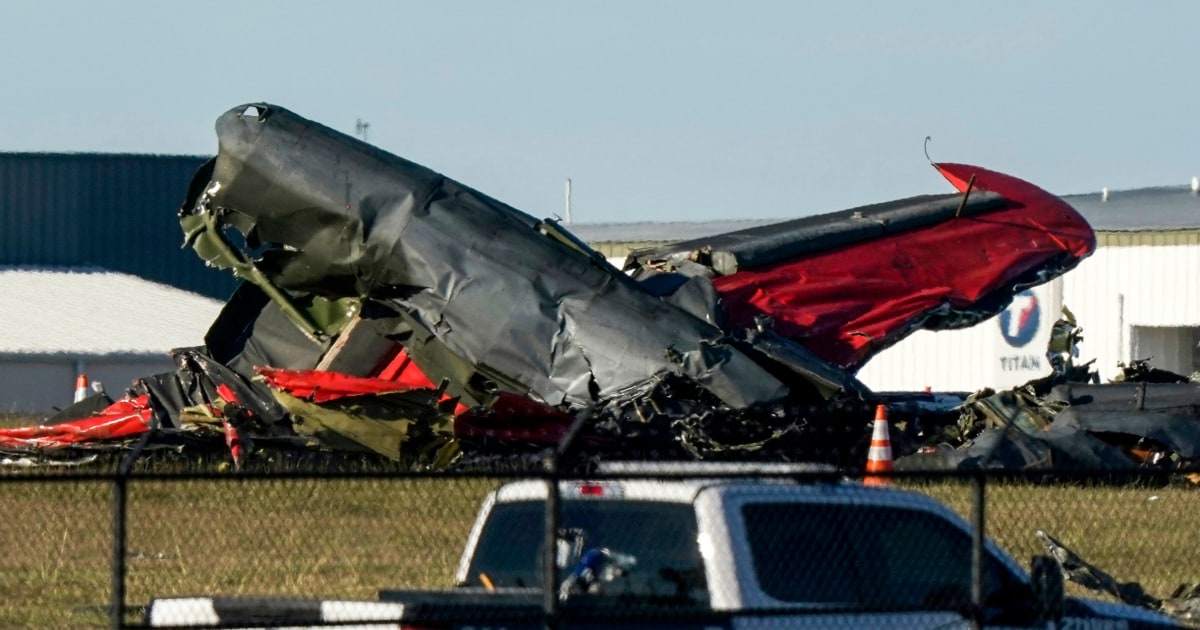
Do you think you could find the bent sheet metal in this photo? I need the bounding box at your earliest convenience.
[0,103,1100,468]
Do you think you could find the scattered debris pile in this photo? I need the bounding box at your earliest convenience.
[895,309,1200,473]
[0,103,1102,470]
[1038,530,1200,622]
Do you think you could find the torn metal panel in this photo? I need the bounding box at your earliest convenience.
[897,380,1200,472]
[646,163,1097,371]
[894,411,1057,471]
[738,329,871,400]
[1161,585,1200,621]
[0,104,1114,470]
[1035,422,1139,471]
[1113,358,1196,384]
[135,348,291,435]
[210,284,404,380]
[0,395,152,450]
[628,268,725,328]
[1037,531,1163,613]
[270,389,456,465]
[629,191,1010,276]
[256,366,447,405]
[1048,383,1200,459]
[1046,305,1086,377]
[180,103,789,411]
[891,310,1200,472]
[204,283,330,375]
[43,391,115,425]
[895,422,1136,472]
[971,388,1063,435]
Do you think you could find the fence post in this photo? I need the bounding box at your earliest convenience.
[970,471,986,630]
[112,416,157,628]
[111,475,127,629]
[542,410,593,630]
[542,454,560,630]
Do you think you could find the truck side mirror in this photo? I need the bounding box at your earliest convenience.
[1030,554,1065,622]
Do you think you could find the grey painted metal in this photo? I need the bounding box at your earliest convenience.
[1062,186,1200,231]
[0,357,177,413]
[0,153,236,299]
[1063,245,1200,376]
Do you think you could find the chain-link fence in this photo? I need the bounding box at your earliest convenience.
[0,462,1196,629]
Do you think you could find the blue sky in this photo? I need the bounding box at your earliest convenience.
[3,1,1199,223]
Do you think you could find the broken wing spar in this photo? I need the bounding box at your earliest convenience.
[632,162,1096,370]
[182,103,788,412]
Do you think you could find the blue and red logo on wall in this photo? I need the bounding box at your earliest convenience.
[998,290,1040,348]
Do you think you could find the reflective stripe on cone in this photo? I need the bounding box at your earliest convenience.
[73,374,89,403]
[864,403,893,486]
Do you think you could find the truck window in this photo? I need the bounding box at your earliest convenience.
[465,500,707,604]
[742,503,1021,611]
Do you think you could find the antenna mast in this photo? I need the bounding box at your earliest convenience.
[565,178,573,224]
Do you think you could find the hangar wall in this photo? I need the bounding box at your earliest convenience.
[0,356,177,415]
[857,235,1200,392]
[855,280,1063,392]
[0,153,235,300]
[1062,241,1200,375]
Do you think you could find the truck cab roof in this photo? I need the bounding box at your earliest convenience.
[461,469,1033,604]
[493,460,844,504]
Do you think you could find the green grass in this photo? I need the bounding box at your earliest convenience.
[0,476,496,627]
[0,412,1196,627]
[0,413,41,429]
[910,480,1200,605]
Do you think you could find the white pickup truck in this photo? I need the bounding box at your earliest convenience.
[148,465,1179,629]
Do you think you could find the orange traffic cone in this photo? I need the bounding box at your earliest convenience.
[74,374,89,403]
[864,404,893,486]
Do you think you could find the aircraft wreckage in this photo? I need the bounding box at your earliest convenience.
[10,102,1189,473]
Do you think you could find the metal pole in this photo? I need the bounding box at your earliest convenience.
[564,179,572,225]
[970,472,985,630]
[542,410,592,630]
[1117,293,1126,366]
[111,476,127,629]
[542,456,560,630]
[111,413,157,629]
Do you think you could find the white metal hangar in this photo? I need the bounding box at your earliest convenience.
[0,267,222,413]
[853,183,1200,392]
[0,154,225,414]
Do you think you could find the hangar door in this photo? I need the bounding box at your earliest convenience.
[1130,326,1200,377]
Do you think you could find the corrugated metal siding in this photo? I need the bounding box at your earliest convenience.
[0,153,236,299]
[814,241,1200,389]
[855,327,998,392]
[1061,243,1200,379]
[1097,230,1200,247]
[856,281,1062,392]
[1129,326,1197,375]
[0,357,177,413]
[861,237,1200,389]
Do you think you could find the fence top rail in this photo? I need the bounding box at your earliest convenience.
[0,464,1196,484]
